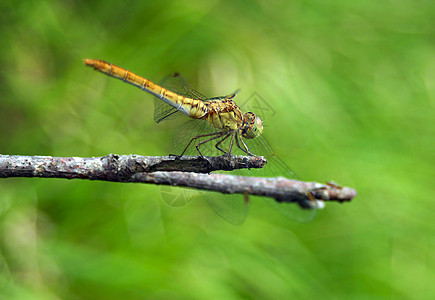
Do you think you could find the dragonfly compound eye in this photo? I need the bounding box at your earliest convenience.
[243,113,264,139]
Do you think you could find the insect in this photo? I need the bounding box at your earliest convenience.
[84,59,317,224]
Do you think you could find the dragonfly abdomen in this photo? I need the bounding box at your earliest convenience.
[84,59,208,119]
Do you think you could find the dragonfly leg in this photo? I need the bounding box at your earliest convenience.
[214,132,233,156]
[195,132,228,158]
[226,132,236,159]
[179,131,225,158]
[236,132,255,156]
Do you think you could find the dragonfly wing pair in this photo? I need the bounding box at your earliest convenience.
[157,73,316,224]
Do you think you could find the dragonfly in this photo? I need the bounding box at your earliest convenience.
[84,59,318,224]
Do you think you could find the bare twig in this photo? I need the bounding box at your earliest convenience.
[0,154,265,178]
[0,154,357,206]
[132,172,356,207]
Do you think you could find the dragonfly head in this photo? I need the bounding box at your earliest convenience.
[242,112,263,139]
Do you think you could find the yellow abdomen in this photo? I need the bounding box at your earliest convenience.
[84,59,208,119]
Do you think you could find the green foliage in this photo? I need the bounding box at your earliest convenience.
[0,0,433,299]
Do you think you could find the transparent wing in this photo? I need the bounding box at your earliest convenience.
[153,98,185,123]
[172,119,222,156]
[153,73,315,223]
[171,118,316,223]
[206,195,249,225]
[168,112,316,222]
[160,73,208,100]
[153,75,249,224]
[171,118,249,225]
[237,136,318,223]
[154,73,208,123]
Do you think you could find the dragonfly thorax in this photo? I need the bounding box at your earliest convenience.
[241,112,263,139]
[203,99,245,131]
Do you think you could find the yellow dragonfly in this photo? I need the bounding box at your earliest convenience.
[84,59,317,224]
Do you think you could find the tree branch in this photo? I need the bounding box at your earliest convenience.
[131,172,356,207]
[0,154,357,206]
[0,154,265,178]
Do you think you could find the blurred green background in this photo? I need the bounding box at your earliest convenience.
[1,0,434,299]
